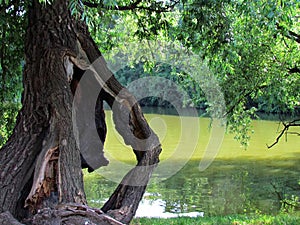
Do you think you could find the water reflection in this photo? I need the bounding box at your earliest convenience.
[84,157,300,217]
[135,194,204,218]
[84,110,300,217]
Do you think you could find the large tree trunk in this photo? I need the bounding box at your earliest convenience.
[0,0,161,224]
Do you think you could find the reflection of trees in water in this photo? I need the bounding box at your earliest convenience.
[146,160,300,216]
[162,176,210,213]
[84,172,118,208]
[84,159,300,216]
[153,167,253,216]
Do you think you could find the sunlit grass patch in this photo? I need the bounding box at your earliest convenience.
[131,213,300,225]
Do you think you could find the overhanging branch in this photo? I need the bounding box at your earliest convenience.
[83,0,142,10]
[267,118,300,148]
[83,0,179,12]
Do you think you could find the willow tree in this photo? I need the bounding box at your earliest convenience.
[0,0,175,224]
[1,0,299,223]
[175,0,300,146]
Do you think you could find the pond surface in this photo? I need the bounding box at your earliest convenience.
[84,110,300,218]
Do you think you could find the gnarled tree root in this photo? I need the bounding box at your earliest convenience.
[0,204,125,225]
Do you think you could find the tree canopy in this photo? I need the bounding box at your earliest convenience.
[0,0,299,146]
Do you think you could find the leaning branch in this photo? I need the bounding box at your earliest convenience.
[267,118,300,148]
[83,0,179,12]
[286,29,300,44]
[83,0,142,10]
[224,84,267,117]
[288,67,300,74]
[276,23,300,44]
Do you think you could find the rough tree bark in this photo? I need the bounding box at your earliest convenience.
[0,0,162,224]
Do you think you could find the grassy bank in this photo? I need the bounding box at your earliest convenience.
[132,213,300,225]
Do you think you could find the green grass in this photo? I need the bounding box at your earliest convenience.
[131,213,300,225]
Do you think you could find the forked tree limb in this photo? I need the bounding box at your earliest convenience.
[75,20,162,224]
[267,118,300,148]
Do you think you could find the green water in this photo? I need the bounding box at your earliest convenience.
[84,110,300,217]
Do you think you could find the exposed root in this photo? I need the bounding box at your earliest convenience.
[0,204,125,225]
[30,203,125,225]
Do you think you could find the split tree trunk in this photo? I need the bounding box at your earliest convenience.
[0,0,161,224]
